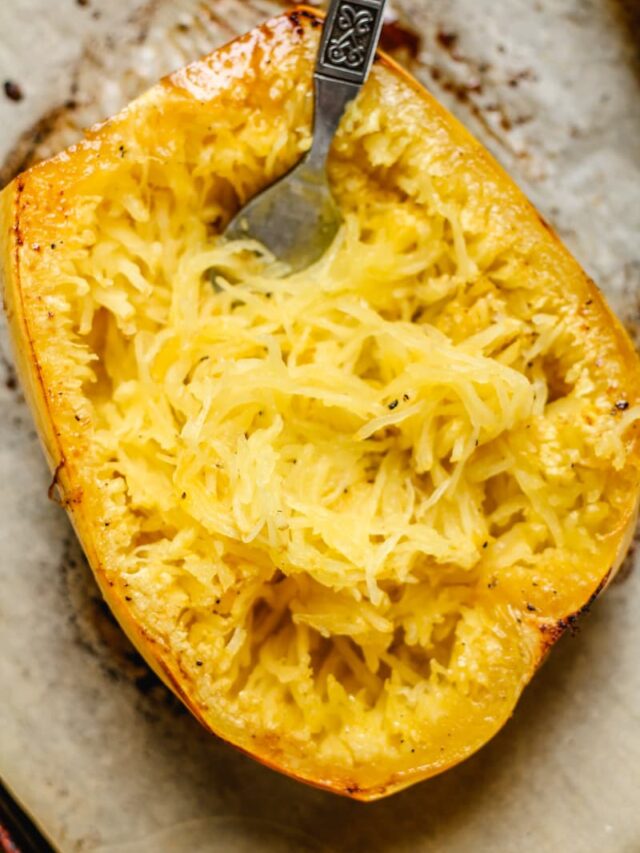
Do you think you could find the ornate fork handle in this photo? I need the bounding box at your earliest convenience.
[318,0,386,84]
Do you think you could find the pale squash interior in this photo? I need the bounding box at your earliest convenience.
[11,15,640,793]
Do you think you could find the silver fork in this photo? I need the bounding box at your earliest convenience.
[223,0,387,272]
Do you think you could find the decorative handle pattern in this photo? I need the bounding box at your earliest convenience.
[316,0,386,85]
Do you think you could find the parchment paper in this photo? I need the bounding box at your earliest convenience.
[1,1,639,850]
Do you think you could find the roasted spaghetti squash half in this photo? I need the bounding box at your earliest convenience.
[2,7,640,800]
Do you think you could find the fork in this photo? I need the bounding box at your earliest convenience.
[223,0,387,272]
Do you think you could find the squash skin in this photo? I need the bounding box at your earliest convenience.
[1,7,640,800]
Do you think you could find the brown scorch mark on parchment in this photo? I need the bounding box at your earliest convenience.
[0,352,19,394]
[3,80,24,102]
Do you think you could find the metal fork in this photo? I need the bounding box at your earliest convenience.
[223,0,387,272]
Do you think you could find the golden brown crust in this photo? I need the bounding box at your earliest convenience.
[2,6,640,799]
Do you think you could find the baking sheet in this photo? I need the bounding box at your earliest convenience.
[1,1,639,850]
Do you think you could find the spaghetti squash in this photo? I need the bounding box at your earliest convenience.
[2,7,640,799]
